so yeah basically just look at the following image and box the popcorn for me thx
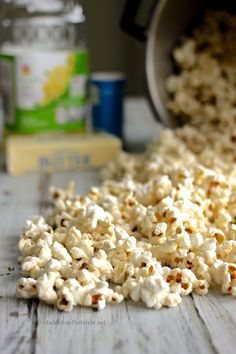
[211,261,236,295]
[89,250,113,280]
[57,286,74,312]
[16,277,37,299]
[198,239,217,264]
[164,268,198,296]
[190,233,203,249]
[34,239,52,262]
[43,258,67,273]
[76,269,97,285]
[37,272,58,305]
[18,238,35,257]
[16,10,236,312]
[51,241,72,263]
[112,262,135,283]
[163,292,182,307]
[70,246,88,261]
[194,280,209,295]
[83,281,123,310]
[120,276,143,302]
[140,277,170,309]
[64,227,82,249]
[20,256,42,278]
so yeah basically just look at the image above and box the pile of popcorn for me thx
[16,10,236,311]
[166,10,236,127]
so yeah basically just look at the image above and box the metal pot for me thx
[121,0,236,127]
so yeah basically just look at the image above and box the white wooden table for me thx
[0,99,236,354]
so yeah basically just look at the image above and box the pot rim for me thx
[146,0,172,127]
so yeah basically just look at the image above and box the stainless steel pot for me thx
[121,0,236,127]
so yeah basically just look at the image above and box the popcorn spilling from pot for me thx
[166,10,236,128]
[16,10,236,311]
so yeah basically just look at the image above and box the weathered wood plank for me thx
[0,173,50,354]
[125,297,216,354]
[36,302,139,354]
[35,296,217,354]
[0,276,38,354]
[193,291,236,354]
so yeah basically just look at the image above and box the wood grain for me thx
[193,292,236,354]
[0,174,48,354]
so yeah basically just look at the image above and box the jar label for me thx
[0,50,88,132]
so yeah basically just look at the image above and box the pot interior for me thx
[147,0,236,127]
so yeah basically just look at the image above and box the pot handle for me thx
[120,0,159,42]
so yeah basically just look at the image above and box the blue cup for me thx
[90,72,126,138]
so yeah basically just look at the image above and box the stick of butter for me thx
[6,132,121,175]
